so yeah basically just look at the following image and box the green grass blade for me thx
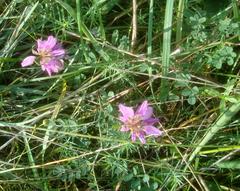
[217,160,240,169]
[92,0,106,40]
[147,0,154,57]
[56,0,76,19]
[220,55,240,114]
[56,0,96,43]
[187,102,240,164]
[42,81,67,158]
[232,0,239,20]
[21,130,40,182]
[176,0,185,43]
[160,0,174,101]
[232,0,240,40]
[76,0,82,35]
[0,1,16,26]
[1,2,39,58]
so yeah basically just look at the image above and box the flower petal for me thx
[41,64,52,76]
[131,132,137,142]
[51,49,65,57]
[45,36,57,49]
[119,116,128,122]
[118,104,134,118]
[144,125,162,136]
[142,107,153,120]
[50,59,64,72]
[143,118,159,125]
[41,59,64,76]
[37,36,57,51]
[136,101,153,120]
[136,100,148,114]
[52,43,63,50]
[21,56,36,67]
[37,39,44,51]
[120,126,129,132]
[138,132,146,144]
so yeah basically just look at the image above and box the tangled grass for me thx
[0,0,240,190]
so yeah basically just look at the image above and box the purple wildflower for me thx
[118,100,163,144]
[21,36,65,76]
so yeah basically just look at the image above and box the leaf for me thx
[143,174,150,183]
[93,44,110,61]
[187,95,196,105]
[133,166,138,175]
[204,88,221,97]
[131,179,141,189]
[175,73,191,87]
[169,93,180,101]
[199,17,206,23]
[181,89,192,96]
[152,182,158,189]
[112,30,119,45]
[192,86,199,95]
[107,91,114,98]
[227,58,234,65]
[224,96,238,103]
[123,173,133,182]
[216,160,240,169]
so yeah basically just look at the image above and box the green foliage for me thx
[218,18,239,37]
[187,14,207,44]
[181,86,199,105]
[52,159,91,182]
[207,46,236,69]
[173,73,200,105]
[1,0,240,190]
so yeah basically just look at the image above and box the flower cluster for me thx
[118,101,163,144]
[21,36,65,76]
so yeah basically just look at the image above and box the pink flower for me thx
[21,36,65,76]
[118,100,163,144]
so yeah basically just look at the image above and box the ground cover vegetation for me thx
[0,0,240,190]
